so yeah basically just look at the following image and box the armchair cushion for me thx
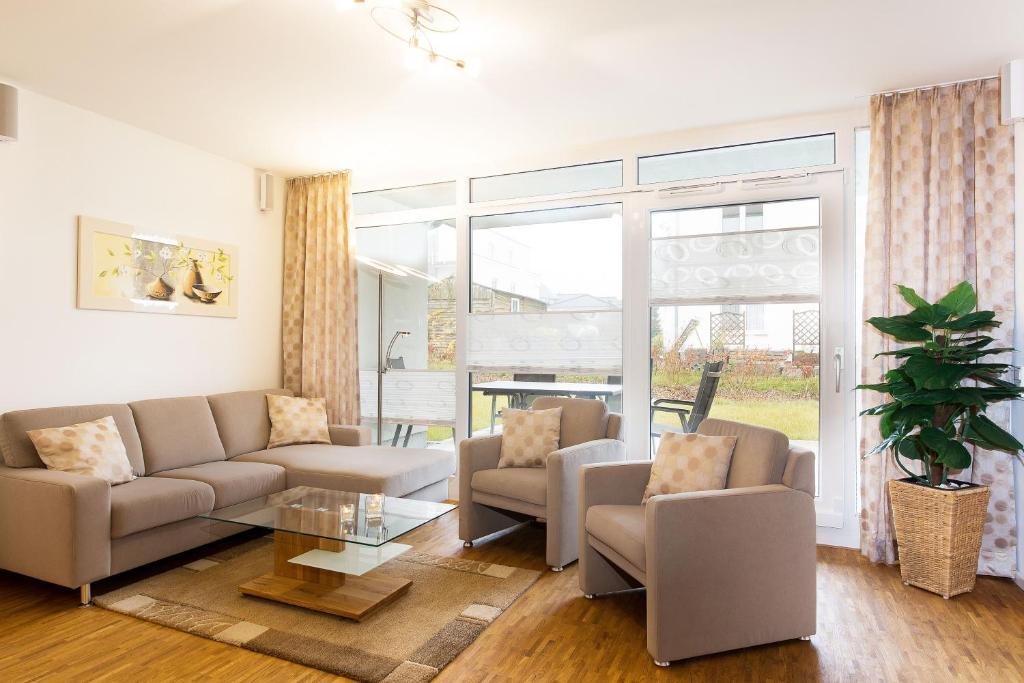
[532,396,609,447]
[472,467,547,506]
[697,418,789,489]
[497,407,561,468]
[586,504,646,571]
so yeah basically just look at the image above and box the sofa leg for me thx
[463,540,473,548]
[79,584,92,607]
[551,565,564,572]
[653,659,670,667]
[800,635,812,641]
[584,593,595,599]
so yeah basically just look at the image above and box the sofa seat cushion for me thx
[233,444,455,498]
[152,461,286,509]
[110,477,215,539]
[586,504,646,571]
[471,467,547,507]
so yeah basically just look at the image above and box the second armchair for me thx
[459,396,625,570]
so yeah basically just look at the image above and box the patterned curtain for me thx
[282,172,360,424]
[860,79,1017,576]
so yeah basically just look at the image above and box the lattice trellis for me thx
[792,310,820,351]
[710,311,745,349]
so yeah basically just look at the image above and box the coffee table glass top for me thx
[199,486,456,548]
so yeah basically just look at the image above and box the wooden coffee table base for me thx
[238,531,412,621]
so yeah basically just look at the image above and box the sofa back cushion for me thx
[530,397,610,448]
[0,403,146,475]
[697,418,790,488]
[207,388,294,457]
[129,396,226,473]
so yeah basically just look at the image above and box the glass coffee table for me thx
[200,486,455,621]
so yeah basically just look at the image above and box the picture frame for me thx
[76,216,239,318]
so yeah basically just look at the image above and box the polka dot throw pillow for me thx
[642,431,737,503]
[497,407,562,468]
[27,416,135,485]
[267,394,331,449]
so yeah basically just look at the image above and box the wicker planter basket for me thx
[887,478,989,599]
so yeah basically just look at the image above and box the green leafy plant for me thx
[858,281,1024,487]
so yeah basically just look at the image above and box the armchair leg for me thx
[551,565,564,572]
[79,584,92,607]
[463,540,474,548]
[800,635,812,641]
[584,593,595,599]
[653,660,670,667]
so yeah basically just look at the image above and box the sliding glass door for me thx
[646,175,846,525]
[355,220,456,450]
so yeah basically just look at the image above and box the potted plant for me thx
[858,281,1024,598]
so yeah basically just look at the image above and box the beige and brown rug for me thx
[96,537,540,682]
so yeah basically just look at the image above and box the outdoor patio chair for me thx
[650,360,724,443]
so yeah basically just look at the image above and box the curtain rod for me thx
[857,74,998,102]
[287,169,351,181]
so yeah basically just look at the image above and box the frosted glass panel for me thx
[651,227,820,305]
[471,161,622,202]
[467,311,622,373]
[639,134,835,184]
[353,182,455,215]
[359,370,456,426]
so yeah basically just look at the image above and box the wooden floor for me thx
[1,510,1023,682]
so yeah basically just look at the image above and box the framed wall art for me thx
[77,216,239,318]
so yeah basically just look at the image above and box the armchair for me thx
[579,418,816,666]
[459,396,625,570]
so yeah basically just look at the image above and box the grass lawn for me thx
[654,398,819,440]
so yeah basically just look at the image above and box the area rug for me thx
[95,536,540,682]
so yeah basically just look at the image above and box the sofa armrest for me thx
[644,484,816,660]
[0,465,111,588]
[329,424,371,446]
[783,446,816,496]
[579,460,652,509]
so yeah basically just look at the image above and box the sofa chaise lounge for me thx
[0,388,455,603]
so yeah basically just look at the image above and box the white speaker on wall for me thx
[0,83,17,142]
[258,171,274,212]
[1001,59,1024,125]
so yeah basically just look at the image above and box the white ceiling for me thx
[1,0,1023,187]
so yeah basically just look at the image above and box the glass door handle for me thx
[833,347,844,393]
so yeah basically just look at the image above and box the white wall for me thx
[0,87,284,412]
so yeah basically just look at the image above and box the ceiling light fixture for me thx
[340,0,473,73]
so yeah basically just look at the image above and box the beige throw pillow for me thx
[27,416,135,485]
[497,407,562,468]
[642,431,737,503]
[267,394,331,448]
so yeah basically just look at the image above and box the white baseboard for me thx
[1014,572,1024,592]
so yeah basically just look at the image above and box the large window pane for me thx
[471,204,622,309]
[471,161,622,203]
[468,203,622,437]
[639,134,835,185]
[356,219,456,448]
[353,181,456,215]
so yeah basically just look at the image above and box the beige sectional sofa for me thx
[0,388,455,601]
